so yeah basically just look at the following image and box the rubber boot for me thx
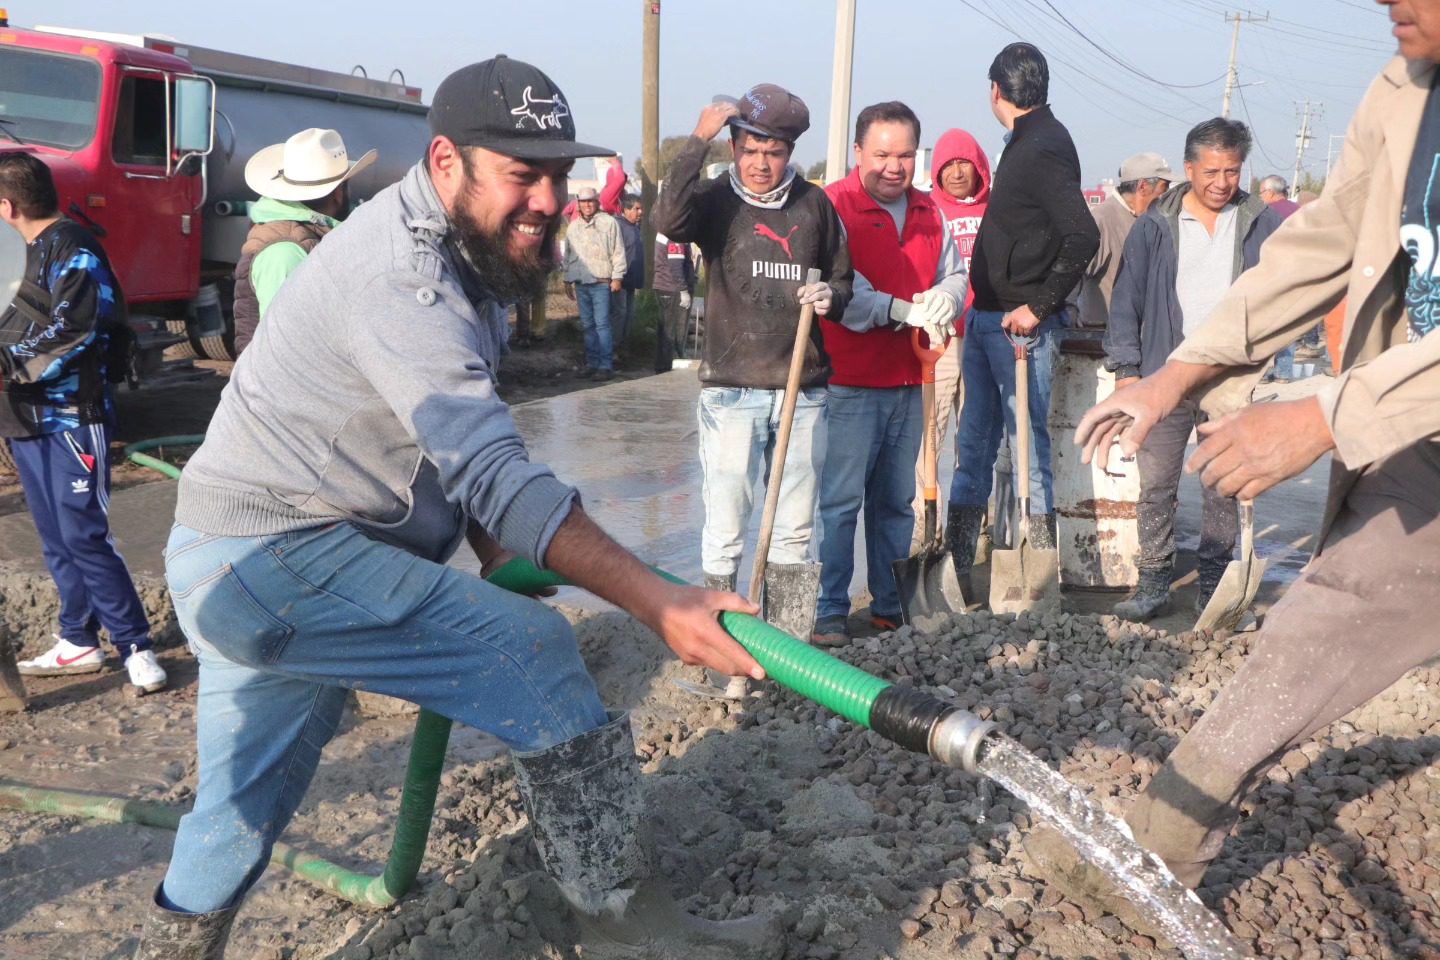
[1028,512,1058,551]
[761,563,819,642]
[703,572,737,594]
[1194,561,1227,615]
[512,712,782,960]
[691,572,749,698]
[1113,567,1172,622]
[133,887,237,960]
[945,504,985,601]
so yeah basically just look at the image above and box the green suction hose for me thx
[123,435,206,481]
[496,559,990,759]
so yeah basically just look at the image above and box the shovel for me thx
[1193,499,1266,632]
[894,328,968,623]
[676,268,823,700]
[989,333,1060,614]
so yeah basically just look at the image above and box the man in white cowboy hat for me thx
[232,127,376,354]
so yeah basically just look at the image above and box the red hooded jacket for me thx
[929,129,991,320]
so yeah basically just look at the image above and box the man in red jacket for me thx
[815,102,969,644]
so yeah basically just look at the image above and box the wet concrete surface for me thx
[0,371,1330,629]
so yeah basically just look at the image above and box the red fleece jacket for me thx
[930,129,991,316]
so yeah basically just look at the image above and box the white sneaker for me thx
[17,636,107,676]
[125,649,168,693]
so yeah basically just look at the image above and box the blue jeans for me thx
[159,521,607,913]
[575,282,613,371]
[610,287,635,352]
[816,384,922,621]
[949,308,1060,516]
[698,386,827,578]
[9,422,151,655]
[1272,342,1296,380]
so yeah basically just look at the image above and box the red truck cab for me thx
[0,22,214,360]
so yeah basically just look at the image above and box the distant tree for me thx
[646,136,732,181]
[1296,171,1326,197]
[804,159,827,181]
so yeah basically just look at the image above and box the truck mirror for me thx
[174,76,215,157]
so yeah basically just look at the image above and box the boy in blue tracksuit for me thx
[0,152,165,693]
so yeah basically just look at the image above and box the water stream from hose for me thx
[975,736,1247,960]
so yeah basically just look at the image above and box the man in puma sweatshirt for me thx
[652,85,852,645]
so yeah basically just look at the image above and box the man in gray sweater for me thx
[135,57,777,960]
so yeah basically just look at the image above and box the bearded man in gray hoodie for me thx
[134,57,779,960]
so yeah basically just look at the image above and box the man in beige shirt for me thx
[1075,152,1172,329]
[1053,5,1440,906]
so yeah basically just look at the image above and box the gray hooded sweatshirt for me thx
[175,162,577,566]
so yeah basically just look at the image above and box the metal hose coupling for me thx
[928,709,999,774]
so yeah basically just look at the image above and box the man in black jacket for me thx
[652,85,852,651]
[946,43,1100,590]
[1103,118,1282,621]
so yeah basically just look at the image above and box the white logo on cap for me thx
[510,86,571,132]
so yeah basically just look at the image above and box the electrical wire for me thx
[958,0,1179,127]
[1234,78,1283,169]
[1030,0,1227,89]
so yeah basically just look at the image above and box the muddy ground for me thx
[0,325,1436,960]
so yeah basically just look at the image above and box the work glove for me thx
[889,287,958,347]
[679,291,692,309]
[796,280,833,315]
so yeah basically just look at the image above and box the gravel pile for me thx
[331,607,1440,960]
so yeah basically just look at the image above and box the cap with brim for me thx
[430,56,612,161]
[730,83,809,144]
[244,128,377,203]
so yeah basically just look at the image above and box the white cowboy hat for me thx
[244,128,377,203]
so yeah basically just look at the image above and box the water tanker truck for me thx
[0,14,430,371]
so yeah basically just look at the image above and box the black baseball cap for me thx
[730,83,810,144]
[429,56,613,161]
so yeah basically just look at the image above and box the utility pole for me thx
[641,1,660,279]
[1292,100,1321,199]
[1221,11,1268,118]
[825,0,856,184]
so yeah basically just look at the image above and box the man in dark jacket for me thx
[947,43,1100,592]
[611,193,646,354]
[652,225,696,372]
[1104,118,1282,621]
[652,84,852,649]
[0,153,167,694]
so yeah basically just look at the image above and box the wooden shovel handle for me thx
[748,267,823,605]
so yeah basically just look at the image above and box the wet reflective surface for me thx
[452,372,711,604]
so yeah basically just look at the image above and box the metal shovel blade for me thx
[1194,502,1266,633]
[761,562,821,641]
[894,544,967,624]
[989,530,1060,615]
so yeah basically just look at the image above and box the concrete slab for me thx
[0,370,1331,630]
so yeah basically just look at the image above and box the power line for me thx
[1234,78,1282,168]
[957,0,1179,128]
[1030,0,1226,89]
[1267,14,1392,45]
[1327,0,1386,13]
[1254,21,1394,54]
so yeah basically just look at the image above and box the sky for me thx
[28,0,1396,187]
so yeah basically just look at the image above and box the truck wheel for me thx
[199,277,237,361]
[166,318,200,360]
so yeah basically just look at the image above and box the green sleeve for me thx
[251,242,309,318]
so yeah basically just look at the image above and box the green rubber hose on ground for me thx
[0,707,454,909]
[123,435,206,481]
